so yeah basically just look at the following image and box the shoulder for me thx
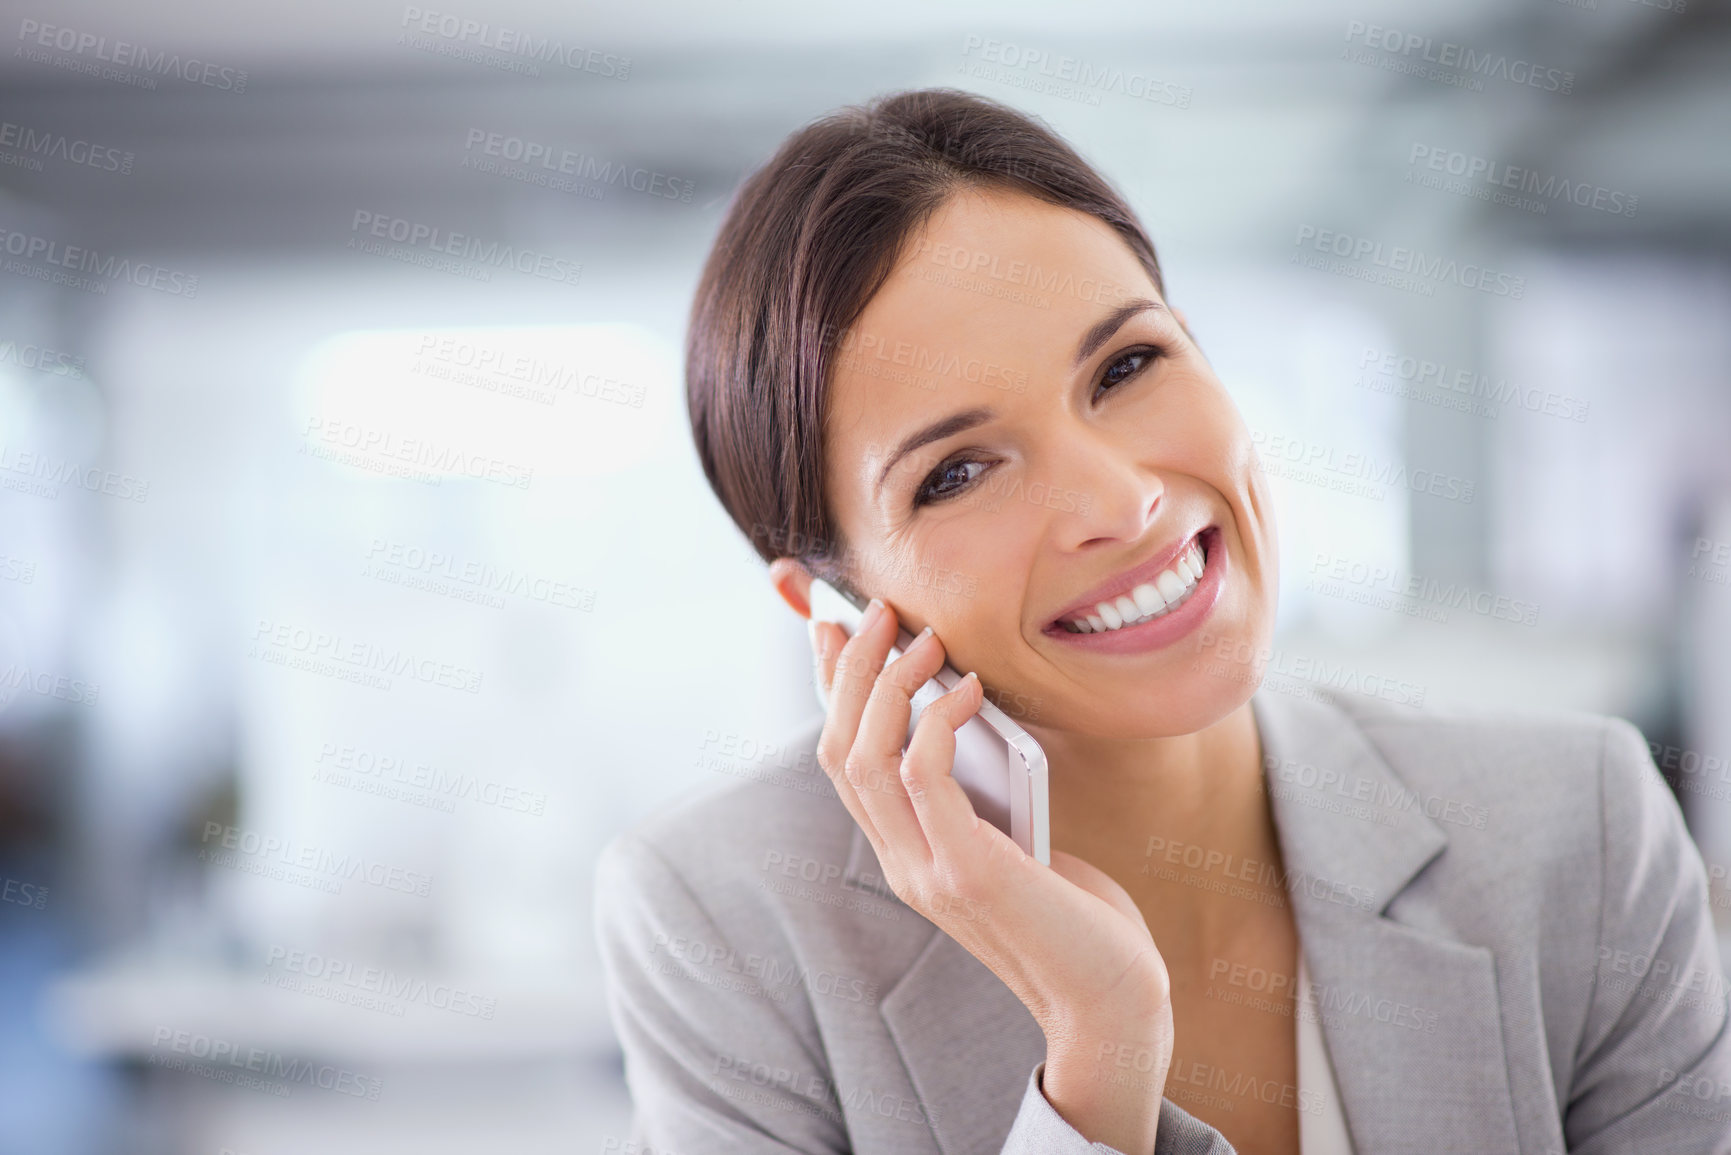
[598,714,853,901]
[1313,685,1659,834]
[1297,687,1696,918]
[593,713,935,974]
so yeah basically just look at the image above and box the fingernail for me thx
[807,618,820,652]
[911,625,934,650]
[861,598,885,630]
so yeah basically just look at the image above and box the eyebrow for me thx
[870,299,1166,496]
[875,406,995,494]
[1073,297,1164,368]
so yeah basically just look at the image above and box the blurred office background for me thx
[1,0,1728,1151]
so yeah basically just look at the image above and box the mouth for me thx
[1045,525,1220,637]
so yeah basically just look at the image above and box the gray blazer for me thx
[594,687,1731,1153]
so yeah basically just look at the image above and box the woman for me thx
[594,88,1730,1154]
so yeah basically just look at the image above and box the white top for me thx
[1296,953,1357,1154]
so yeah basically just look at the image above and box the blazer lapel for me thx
[847,823,1046,1155]
[1252,689,1521,1154]
[855,689,1523,1155]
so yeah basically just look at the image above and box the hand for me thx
[810,600,1174,1155]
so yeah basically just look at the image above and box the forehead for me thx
[864,186,1151,339]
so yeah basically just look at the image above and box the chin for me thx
[1113,678,1256,739]
[1023,670,1259,743]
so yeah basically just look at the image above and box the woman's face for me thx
[819,185,1277,740]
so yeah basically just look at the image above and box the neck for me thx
[1036,699,1283,962]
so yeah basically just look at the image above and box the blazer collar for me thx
[853,687,1521,1155]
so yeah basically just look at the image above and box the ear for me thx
[768,557,816,618]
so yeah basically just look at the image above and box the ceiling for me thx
[0,0,1726,263]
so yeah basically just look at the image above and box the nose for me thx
[1047,427,1165,551]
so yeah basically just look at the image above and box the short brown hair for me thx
[685,87,1164,595]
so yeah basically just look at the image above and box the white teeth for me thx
[1061,536,1209,634]
[1132,583,1166,616]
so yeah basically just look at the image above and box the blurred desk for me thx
[45,960,631,1155]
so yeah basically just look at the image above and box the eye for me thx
[1095,345,1161,399]
[913,457,989,507]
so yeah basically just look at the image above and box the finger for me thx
[849,625,950,855]
[822,599,895,745]
[811,600,898,849]
[900,671,1013,860]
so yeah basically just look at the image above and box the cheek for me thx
[902,541,991,624]
[879,535,1023,665]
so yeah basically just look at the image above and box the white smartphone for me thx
[808,578,1050,865]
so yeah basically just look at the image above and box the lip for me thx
[1045,524,1214,627]
[1041,525,1225,654]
